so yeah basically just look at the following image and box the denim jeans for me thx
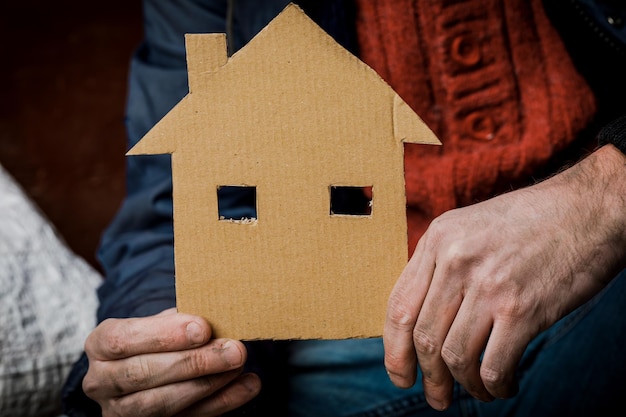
[285,273,626,417]
[129,1,626,416]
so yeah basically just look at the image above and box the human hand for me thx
[82,308,260,417]
[384,145,626,410]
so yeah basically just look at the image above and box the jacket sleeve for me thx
[60,0,228,412]
[60,41,191,415]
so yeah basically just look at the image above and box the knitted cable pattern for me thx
[354,0,597,253]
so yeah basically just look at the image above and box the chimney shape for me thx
[185,33,228,93]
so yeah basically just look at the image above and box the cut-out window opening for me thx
[217,185,257,223]
[330,186,372,216]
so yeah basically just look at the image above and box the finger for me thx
[97,369,244,417]
[412,270,463,411]
[441,297,494,402]
[86,312,212,361]
[480,319,529,399]
[86,338,247,398]
[384,239,434,388]
[175,373,261,417]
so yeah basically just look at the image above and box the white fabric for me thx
[0,165,101,417]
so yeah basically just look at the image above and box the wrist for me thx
[554,144,626,280]
[598,115,626,155]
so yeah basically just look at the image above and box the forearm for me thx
[536,141,626,287]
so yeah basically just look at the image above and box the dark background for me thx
[0,0,143,270]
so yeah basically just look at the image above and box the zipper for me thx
[568,0,626,57]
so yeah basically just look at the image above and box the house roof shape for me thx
[127,3,440,340]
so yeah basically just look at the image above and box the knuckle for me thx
[421,225,444,252]
[106,337,129,359]
[498,293,529,320]
[386,294,416,328]
[106,395,168,417]
[439,241,475,273]
[383,350,406,373]
[83,362,127,399]
[427,214,447,233]
[81,373,100,398]
[123,357,153,390]
[480,365,507,388]
[98,319,130,358]
[182,349,211,377]
[440,344,469,372]
[412,328,439,356]
[83,331,98,356]
[426,211,456,240]
[499,304,523,322]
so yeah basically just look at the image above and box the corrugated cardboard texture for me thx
[127,3,440,340]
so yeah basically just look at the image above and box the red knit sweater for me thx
[355,0,597,254]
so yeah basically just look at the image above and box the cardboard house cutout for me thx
[127,3,440,340]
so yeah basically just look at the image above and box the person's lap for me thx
[286,271,626,417]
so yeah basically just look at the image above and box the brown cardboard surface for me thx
[127,3,440,340]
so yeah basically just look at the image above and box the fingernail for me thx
[186,321,205,345]
[222,340,244,366]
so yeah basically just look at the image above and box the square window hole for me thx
[330,186,372,216]
[217,185,257,222]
